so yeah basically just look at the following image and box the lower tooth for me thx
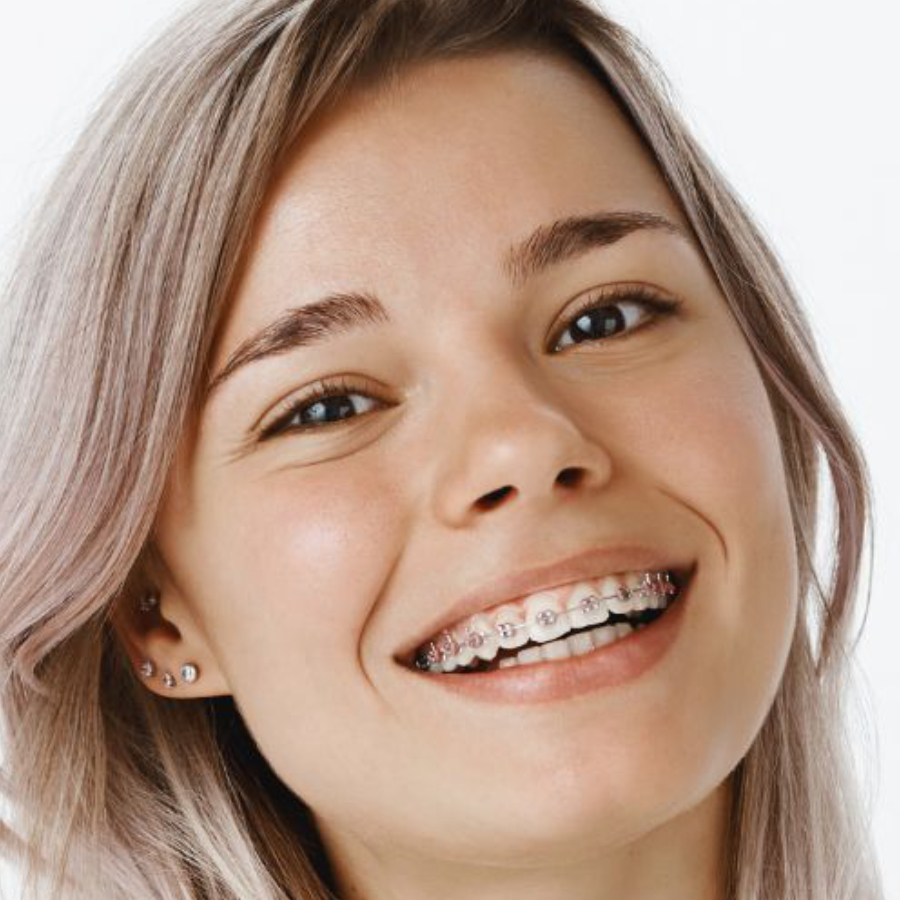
[511,622,633,667]
[591,626,615,648]
[445,608,661,673]
[567,631,594,656]
[540,639,571,661]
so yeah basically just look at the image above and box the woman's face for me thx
[137,50,797,882]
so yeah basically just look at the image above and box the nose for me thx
[429,364,614,529]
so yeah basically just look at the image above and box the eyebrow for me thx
[204,210,685,401]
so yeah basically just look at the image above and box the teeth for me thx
[415,569,679,672]
[524,592,570,643]
[630,590,648,612]
[494,603,529,649]
[540,638,571,661]
[499,619,637,670]
[604,577,634,614]
[567,581,610,629]
[591,624,616,648]
[566,631,594,656]
[464,613,499,661]
[452,634,476,667]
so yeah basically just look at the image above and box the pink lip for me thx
[395,543,694,664]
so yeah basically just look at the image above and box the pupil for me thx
[304,396,354,424]
[573,306,622,343]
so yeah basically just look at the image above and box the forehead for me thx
[214,49,687,367]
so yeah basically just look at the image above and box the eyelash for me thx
[259,284,682,440]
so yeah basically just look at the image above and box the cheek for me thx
[185,458,416,810]
[639,338,788,533]
[195,460,409,691]
[629,331,798,770]
[250,472,394,620]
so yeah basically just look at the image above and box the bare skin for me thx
[117,50,797,900]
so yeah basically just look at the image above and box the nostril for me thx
[556,467,584,487]
[476,485,515,510]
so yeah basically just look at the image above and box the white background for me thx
[1,1,897,896]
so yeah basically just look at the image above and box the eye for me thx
[259,285,682,441]
[260,375,390,440]
[551,284,682,352]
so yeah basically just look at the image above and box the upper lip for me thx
[395,543,696,666]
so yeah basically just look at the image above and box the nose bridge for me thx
[428,346,613,527]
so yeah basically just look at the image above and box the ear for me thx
[111,581,232,699]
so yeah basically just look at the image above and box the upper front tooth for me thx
[524,591,570,643]
[494,603,529,649]
[566,581,610,628]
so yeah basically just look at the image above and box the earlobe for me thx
[135,655,201,690]
[112,586,232,699]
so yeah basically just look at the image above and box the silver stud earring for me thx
[139,658,156,678]
[162,671,177,688]
[138,590,159,613]
[179,662,200,684]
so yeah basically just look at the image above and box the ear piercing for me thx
[139,660,201,688]
[138,659,156,678]
[137,590,159,613]
[179,663,199,684]
[136,589,200,689]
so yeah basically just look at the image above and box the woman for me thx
[0,1,884,898]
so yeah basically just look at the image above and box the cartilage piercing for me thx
[417,570,677,670]
[138,590,159,613]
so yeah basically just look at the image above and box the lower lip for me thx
[412,567,694,705]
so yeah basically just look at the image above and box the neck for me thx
[317,778,732,900]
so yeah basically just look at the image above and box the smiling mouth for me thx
[407,566,692,674]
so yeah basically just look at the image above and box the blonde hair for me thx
[0,1,884,897]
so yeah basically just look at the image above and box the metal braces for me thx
[415,570,677,671]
